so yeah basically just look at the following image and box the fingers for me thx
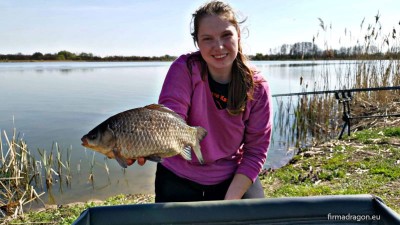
[137,157,146,166]
[126,159,136,166]
[126,157,146,166]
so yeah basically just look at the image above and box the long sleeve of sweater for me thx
[158,53,272,185]
[235,78,272,182]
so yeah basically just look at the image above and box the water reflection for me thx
[0,61,172,73]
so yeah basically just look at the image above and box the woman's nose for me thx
[214,39,224,49]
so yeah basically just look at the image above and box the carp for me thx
[81,104,206,168]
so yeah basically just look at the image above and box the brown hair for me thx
[187,0,255,115]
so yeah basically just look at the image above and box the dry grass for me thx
[0,127,112,220]
[0,129,45,218]
[274,14,400,148]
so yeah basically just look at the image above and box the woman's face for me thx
[197,15,239,82]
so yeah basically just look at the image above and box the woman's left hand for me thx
[224,174,252,200]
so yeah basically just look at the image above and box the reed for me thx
[274,13,400,149]
[65,146,72,187]
[88,152,96,184]
[0,129,77,219]
[103,158,111,184]
[0,129,45,217]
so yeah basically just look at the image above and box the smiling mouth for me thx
[213,53,228,59]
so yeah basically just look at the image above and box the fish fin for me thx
[180,146,192,161]
[145,155,163,163]
[192,143,204,164]
[144,103,164,110]
[105,151,115,159]
[144,104,184,121]
[113,148,127,168]
[195,126,207,141]
[191,126,207,164]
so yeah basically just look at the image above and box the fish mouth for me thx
[81,135,89,147]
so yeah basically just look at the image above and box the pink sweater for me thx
[158,52,272,185]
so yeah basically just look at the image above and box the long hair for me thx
[187,0,255,116]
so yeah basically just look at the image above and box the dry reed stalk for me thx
[88,152,96,183]
[0,128,71,218]
[273,14,400,148]
[65,147,72,187]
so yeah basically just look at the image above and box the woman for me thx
[132,0,272,202]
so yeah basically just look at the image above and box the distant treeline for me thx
[251,42,400,60]
[1,42,399,62]
[0,50,176,61]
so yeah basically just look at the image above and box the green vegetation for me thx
[262,127,400,214]
[268,12,400,206]
[251,41,400,60]
[0,51,176,62]
[0,129,97,222]
[384,127,400,137]
[1,42,399,62]
[253,14,400,60]
[4,194,154,225]
[273,13,400,150]
[2,12,400,224]
[0,129,45,218]
[1,14,399,62]
[3,127,399,224]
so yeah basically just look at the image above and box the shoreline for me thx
[0,58,389,63]
[4,126,400,224]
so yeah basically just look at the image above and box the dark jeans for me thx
[155,163,264,203]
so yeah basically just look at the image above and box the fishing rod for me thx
[272,85,400,139]
[272,86,400,97]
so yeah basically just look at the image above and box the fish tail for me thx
[193,126,207,164]
[195,126,207,141]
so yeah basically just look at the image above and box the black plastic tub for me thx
[72,194,400,225]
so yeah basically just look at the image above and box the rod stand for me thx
[335,91,353,139]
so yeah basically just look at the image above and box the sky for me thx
[1,0,399,57]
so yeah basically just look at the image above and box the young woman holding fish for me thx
[131,0,272,202]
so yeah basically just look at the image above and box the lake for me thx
[0,60,351,205]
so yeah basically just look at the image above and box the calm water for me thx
[0,60,350,205]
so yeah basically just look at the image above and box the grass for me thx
[384,127,400,137]
[273,12,400,150]
[0,129,45,218]
[2,12,400,224]
[5,194,154,225]
[261,126,400,214]
[0,128,107,222]
[4,127,399,224]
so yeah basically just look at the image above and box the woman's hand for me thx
[126,157,147,166]
[224,174,252,200]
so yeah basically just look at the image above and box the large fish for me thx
[81,104,207,168]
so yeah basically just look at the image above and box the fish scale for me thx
[81,104,207,168]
